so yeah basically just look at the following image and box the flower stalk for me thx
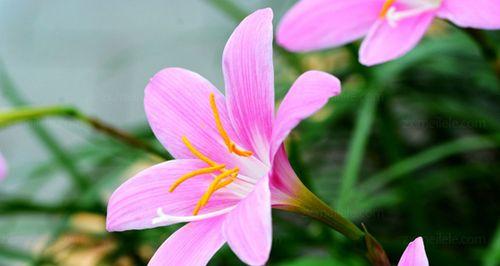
[275,184,390,266]
[0,105,170,160]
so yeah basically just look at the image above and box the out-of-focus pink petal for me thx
[0,152,7,180]
[359,10,436,66]
[269,145,303,206]
[106,159,239,232]
[223,176,272,265]
[144,67,264,177]
[223,8,274,162]
[438,0,500,29]
[271,71,341,158]
[277,0,385,52]
[149,216,226,266]
[398,237,429,266]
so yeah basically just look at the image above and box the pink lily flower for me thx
[106,8,341,266]
[398,237,429,266]
[0,152,7,180]
[277,0,500,66]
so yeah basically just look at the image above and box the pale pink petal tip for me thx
[359,10,436,66]
[222,7,274,162]
[398,237,429,266]
[271,70,341,157]
[0,152,7,181]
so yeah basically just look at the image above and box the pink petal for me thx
[223,176,272,265]
[0,152,6,181]
[277,0,385,52]
[223,8,274,162]
[398,237,429,266]
[149,216,226,266]
[359,10,437,66]
[145,68,238,165]
[438,0,500,29]
[106,159,239,232]
[271,71,341,158]
[269,145,303,205]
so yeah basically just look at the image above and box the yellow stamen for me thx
[230,143,253,157]
[182,136,218,166]
[171,92,259,216]
[192,167,239,215]
[214,172,238,190]
[169,164,226,192]
[209,93,253,157]
[380,0,396,17]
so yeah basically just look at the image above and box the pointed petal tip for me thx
[359,57,380,67]
[305,70,342,96]
[256,7,273,19]
[243,7,273,25]
[359,48,384,67]
[398,236,429,266]
[146,67,190,86]
[105,221,116,232]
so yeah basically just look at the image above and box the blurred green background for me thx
[0,0,499,265]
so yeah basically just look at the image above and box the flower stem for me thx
[276,187,390,266]
[0,105,170,160]
[0,62,91,191]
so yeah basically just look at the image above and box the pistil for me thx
[380,0,396,17]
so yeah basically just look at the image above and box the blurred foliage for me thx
[1,1,500,266]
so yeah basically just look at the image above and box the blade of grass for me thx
[359,133,500,195]
[336,88,380,213]
[483,223,500,266]
[0,243,34,263]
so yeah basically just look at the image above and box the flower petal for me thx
[223,176,272,265]
[148,216,226,266]
[437,0,500,29]
[106,159,239,231]
[398,237,429,266]
[0,152,6,181]
[277,0,385,52]
[145,67,237,163]
[271,71,341,158]
[270,145,303,205]
[359,10,436,66]
[223,8,274,162]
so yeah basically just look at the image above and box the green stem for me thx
[0,105,170,160]
[0,62,90,191]
[0,105,78,127]
[276,186,390,266]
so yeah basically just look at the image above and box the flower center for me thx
[379,0,441,26]
[168,93,253,215]
[379,0,397,18]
